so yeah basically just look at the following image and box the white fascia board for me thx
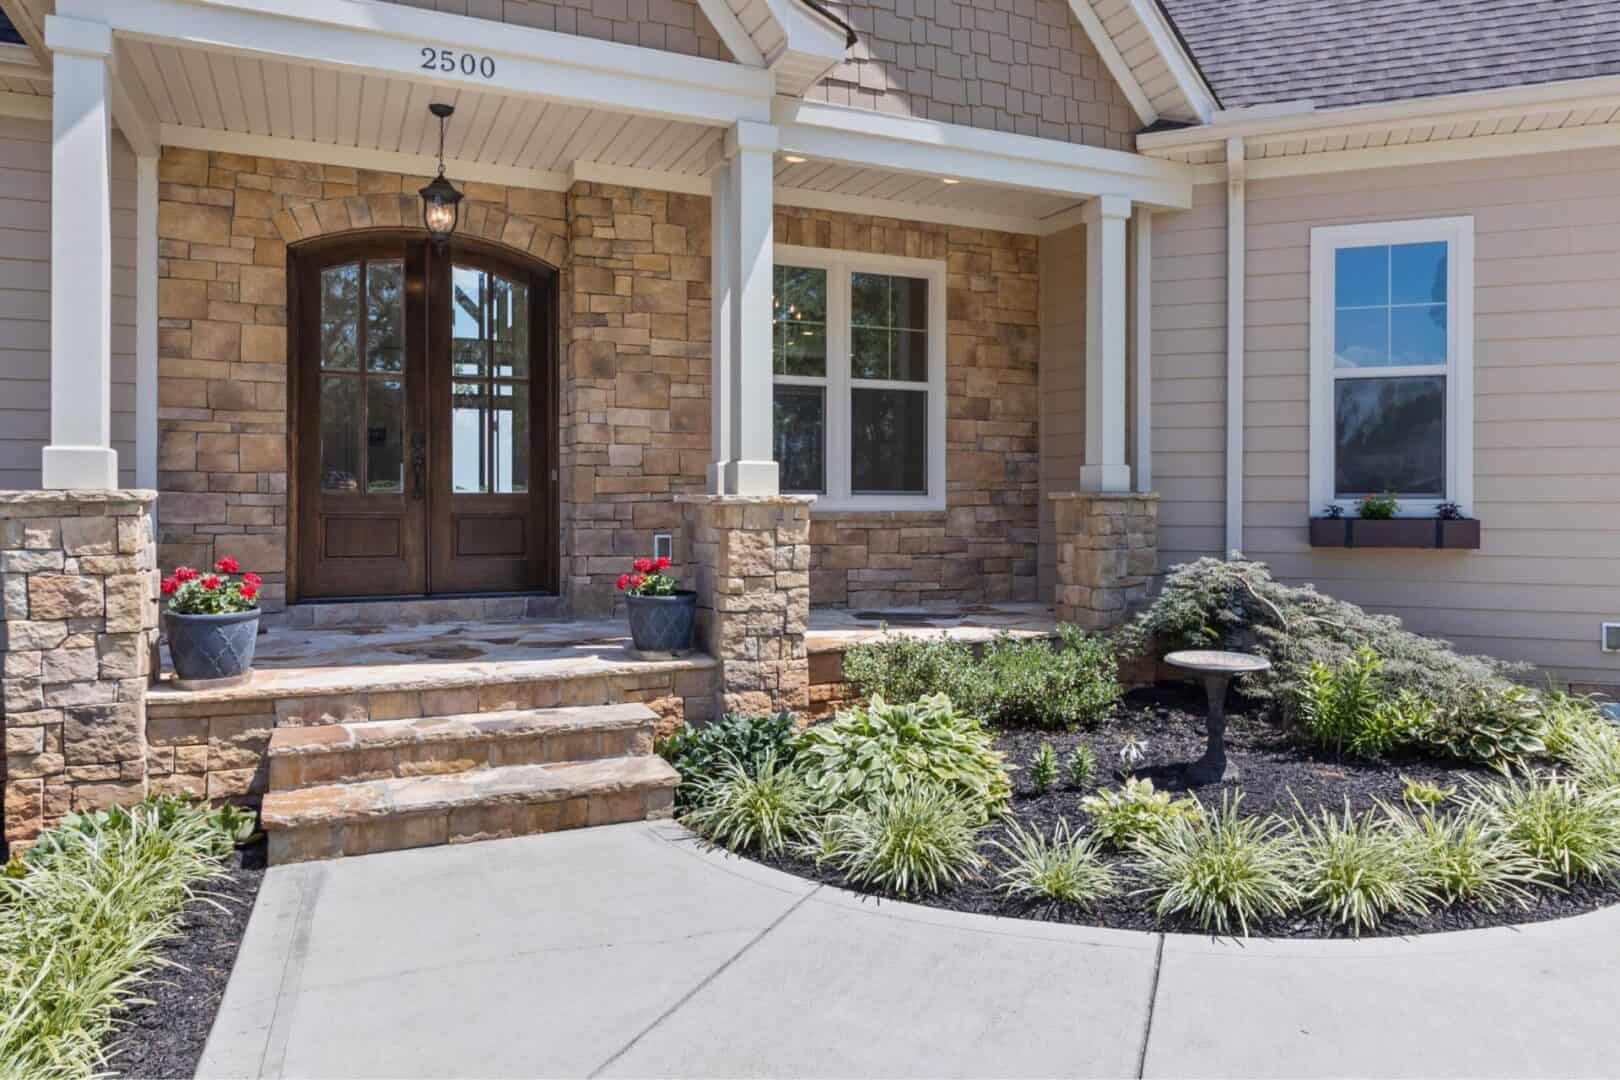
[1124,0,1216,122]
[61,0,773,127]
[775,185,1067,236]
[765,0,848,64]
[693,0,766,67]
[773,99,1193,208]
[161,124,572,191]
[1063,0,1156,126]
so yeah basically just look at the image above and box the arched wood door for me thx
[292,234,557,599]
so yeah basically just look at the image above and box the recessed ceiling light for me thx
[782,154,807,164]
[940,177,961,185]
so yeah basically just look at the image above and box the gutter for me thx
[794,0,857,48]
[1224,136,1245,558]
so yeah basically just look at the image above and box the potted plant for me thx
[617,555,696,654]
[161,557,262,684]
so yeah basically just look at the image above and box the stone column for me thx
[42,16,118,491]
[2,491,158,848]
[678,495,812,718]
[1081,194,1132,494]
[1050,491,1158,631]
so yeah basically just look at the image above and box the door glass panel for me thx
[366,260,405,373]
[492,382,529,493]
[451,266,487,376]
[452,381,488,493]
[319,375,360,491]
[365,377,404,494]
[492,276,529,378]
[319,264,360,371]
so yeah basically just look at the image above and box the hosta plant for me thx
[1426,685,1546,768]
[808,784,983,897]
[680,753,815,856]
[794,694,1010,822]
[990,819,1117,909]
[657,712,798,810]
[1133,794,1300,936]
[1080,777,1197,848]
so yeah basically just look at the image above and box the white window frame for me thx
[1308,216,1475,519]
[773,244,948,512]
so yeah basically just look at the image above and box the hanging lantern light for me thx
[419,103,463,245]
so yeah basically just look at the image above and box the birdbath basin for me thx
[1163,649,1271,785]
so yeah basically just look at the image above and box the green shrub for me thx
[990,819,1117,908]
[0,798,233,1079]
[1293,804,1434,934]
[680,753,815,856]
[1028,742,1058,795]
[809,785,983,897]
[657,712,798,810]
[955,627,1121,730]
[1296,649,1432,760]
[1133,794,1299,935]
[840,635,975,707]
[794,694,1011,822]
[1067,743,1098,791]
[1080,778,1198,847]
[1386,806,1545,911]
[1469,772,1620,882]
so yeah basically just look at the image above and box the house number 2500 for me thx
[420,47,496,79]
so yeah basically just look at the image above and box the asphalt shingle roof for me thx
[1158,0,1620,110]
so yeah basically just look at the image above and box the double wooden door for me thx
[293,234,557,599]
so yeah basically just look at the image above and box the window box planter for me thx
[1308,517,1481,550]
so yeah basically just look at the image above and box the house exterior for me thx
[1,0,1618,848]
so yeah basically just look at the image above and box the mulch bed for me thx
[103,841,266,1079]
[754,685,1620,938]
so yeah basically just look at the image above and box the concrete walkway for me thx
[199,822,1620,1079]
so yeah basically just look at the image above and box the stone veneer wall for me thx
[807,0,1139,149]
[1051,491,1158,631]
[775,206,1043,609]
[154,148,568,612]
[2,491,159,849]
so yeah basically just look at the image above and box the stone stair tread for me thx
[267,702,658,758]
[261,755,680,829]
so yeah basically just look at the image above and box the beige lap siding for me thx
[1151,154,1620,688]
[0,117,138,489]
[371,0,733,59]
[777,207,1042,608]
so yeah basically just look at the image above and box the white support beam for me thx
[61,0,773,127]
[721,120,779,496]
[707,156,735,494]
[1224,136,1246,557]
[1080,194,1131,494]
[1132,208,1152,494]
[108,46,158,157]
[42,15,118,490]
[774,99,1194,210]
[135,153,158,490]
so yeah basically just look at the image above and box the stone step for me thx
[266,703,659,791]
[261,755,680,864]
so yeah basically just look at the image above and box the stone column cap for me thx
[0,489,157,508]
[1048,490,1159,503]
[675,494,818,507]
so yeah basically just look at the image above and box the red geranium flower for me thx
[240,582,258,600]
[653,556,672,571]
[174,566,198,583]
[215,556,240,574]
[616,573,631,591]
[633,557,653,574]
[242,571,262,587]
[628,574,644,590]
[160,577,178,596]
[200,574,221,591]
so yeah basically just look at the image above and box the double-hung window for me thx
[771,247,947,511]
[1309,217,1474,517]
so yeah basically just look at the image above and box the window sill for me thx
[1308,517,1481,550]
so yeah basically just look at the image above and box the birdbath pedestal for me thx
[1163,649,1271,785]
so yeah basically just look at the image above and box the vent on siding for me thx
[1604,623,1620,653]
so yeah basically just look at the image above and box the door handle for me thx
[411,432,427,500]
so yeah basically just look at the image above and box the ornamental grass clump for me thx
[1467,772,1620,883]
[1385,806,1545,911]
[0,799,234,1079]
[1132,794,1300,935]
[656,711,798,810]
[680,753,815,856]
[808,785,984,897]
[1080,777,1198,848]
[1293,803,1435,934]
[990,819,1117,909]
[794,694,1010,822]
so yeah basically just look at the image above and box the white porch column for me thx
[1081,194,1131,493]
[1132,207,1153,493]
[707,120,779,496]
[42,15,118,490]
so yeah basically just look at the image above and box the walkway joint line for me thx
[1135,933,1165,1079]
[586,883,824,1078]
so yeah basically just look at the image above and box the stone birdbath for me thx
[1163,649,1271,785]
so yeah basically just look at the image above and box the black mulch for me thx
[753,685,1620,939]
[103,841,266,1079]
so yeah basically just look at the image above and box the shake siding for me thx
[0,117,137,490]
[1038,224,1084,591]
[1152,152,1620,688]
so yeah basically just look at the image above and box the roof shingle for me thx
[1158,0,1620,110]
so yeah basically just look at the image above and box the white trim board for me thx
[1120,0,1217,123]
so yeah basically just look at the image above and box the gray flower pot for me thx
[164,607,261,682]
[625,591,697,654]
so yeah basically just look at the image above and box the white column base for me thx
[723,459,780,496]
[42,445,119,490]
[1080,463,1132,493]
